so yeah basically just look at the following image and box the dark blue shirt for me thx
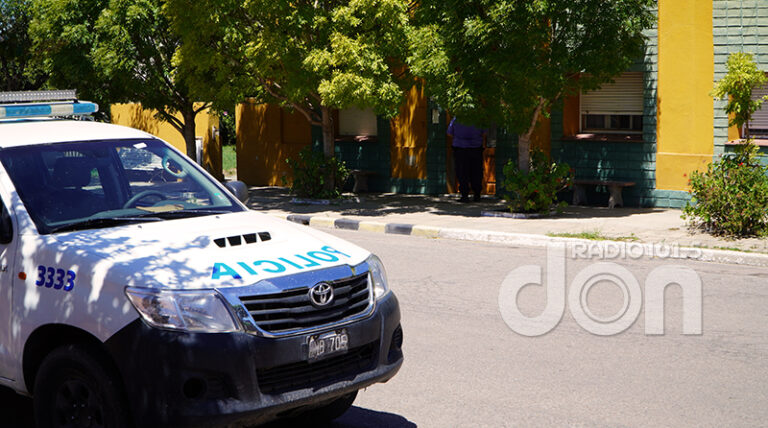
[447,118,486,148]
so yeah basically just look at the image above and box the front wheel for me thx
[33,344,131,428]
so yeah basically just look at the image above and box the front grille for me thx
[257,342,376,394]
[239,273,371,333]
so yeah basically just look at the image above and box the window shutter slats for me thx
[339,108,378,136]
[581,72,644,115]
[750,85,768,132]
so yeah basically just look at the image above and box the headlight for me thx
[366,254,390,299]
[125,287,240,333]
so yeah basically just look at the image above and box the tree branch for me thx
[156,109,184,133]
[194,102,212,114]
[257,77,321,125]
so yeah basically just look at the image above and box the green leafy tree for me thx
[0,0,46,91]
[712,52,768,139]
[408,0,654,172]
[28,0,107,102]
[30,0,207,158]
[165,0,412,174]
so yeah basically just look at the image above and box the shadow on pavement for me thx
[0,385,34,427]
[264,406,416,428]
[246,186,665,220]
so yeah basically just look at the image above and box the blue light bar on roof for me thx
[0,101,99,119]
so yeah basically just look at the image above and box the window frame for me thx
[580,72,645,135]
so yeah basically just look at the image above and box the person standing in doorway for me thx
[447,117,487,202]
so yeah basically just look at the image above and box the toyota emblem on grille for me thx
[309,282,334,307]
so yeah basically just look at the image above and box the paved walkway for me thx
[245,187,768,264]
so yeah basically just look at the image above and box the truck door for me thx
[0,196,16,381]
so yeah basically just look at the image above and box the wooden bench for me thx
[572,179,635,209]
[349,169,376,193]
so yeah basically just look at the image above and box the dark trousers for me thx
[453,147,484,198]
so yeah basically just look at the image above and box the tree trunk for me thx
[517,132,532,172]
[321,106,335,159]
[181,106,198,161]
[517,98,547,173]
[321,106,335,191]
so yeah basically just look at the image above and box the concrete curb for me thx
[272,213,768,268]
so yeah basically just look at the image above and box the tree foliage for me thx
[408,0,654,171]
[30,0,206,158]
[165,0,413,161]
[712,52,768,136]
[0,0,46,91]
[29,0,110,102]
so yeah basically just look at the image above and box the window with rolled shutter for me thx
[748,82,768,137]
[339,108,378,137]
[581,72,644,133]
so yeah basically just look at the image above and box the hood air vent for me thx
[214,232,271,248]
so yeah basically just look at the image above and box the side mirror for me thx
[224,180,249,203]
[0,204,12,244]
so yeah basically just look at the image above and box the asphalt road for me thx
[325,229,768,428]
[1,230,765,427]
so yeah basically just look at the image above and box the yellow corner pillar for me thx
[656,0,714,191]
[390,85,427,180]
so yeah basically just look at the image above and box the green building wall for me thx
[713,1,768,163]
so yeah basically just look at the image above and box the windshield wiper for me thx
[135,209,232,220]
[49,216,163,234]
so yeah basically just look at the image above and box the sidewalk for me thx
[245,186,768,265]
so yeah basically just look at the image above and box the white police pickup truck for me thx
[0,91,403,427]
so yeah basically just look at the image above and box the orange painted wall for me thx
[562,93,580,137]
[390,86,427,180]
[110,103,222,180]
[530,113,552,154]
[235,102,312,186]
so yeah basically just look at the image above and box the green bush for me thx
[285,146,349,199]
[683,141,768,237]
[217,109,236,146]
[501,150,573,214]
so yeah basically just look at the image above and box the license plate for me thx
[307,329,349,362]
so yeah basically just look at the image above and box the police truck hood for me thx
[46,211,369,290]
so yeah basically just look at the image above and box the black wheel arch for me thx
[23,324,119,395]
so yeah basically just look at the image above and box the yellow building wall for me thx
[110,103,222,180]
[656,0,714,191]
[235,102,312,186]
[390,86,428,180]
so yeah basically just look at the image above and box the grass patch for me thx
[223,144,236,176]
[698,244,754,253]
[547,230,639,242]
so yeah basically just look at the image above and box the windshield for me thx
[0,138,245,234]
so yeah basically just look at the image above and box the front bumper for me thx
[104,292,403,427]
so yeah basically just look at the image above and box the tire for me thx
[299,390,357,424]
[33,344,132,428]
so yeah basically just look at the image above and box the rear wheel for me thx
[33,344,131,428]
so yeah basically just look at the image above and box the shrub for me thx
[216,109,237,146]
[683,141,768,237]
[501,150,573,214]
[285,146,349,199]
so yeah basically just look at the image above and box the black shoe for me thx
[459,196,470,203]
[473,194,481,202]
